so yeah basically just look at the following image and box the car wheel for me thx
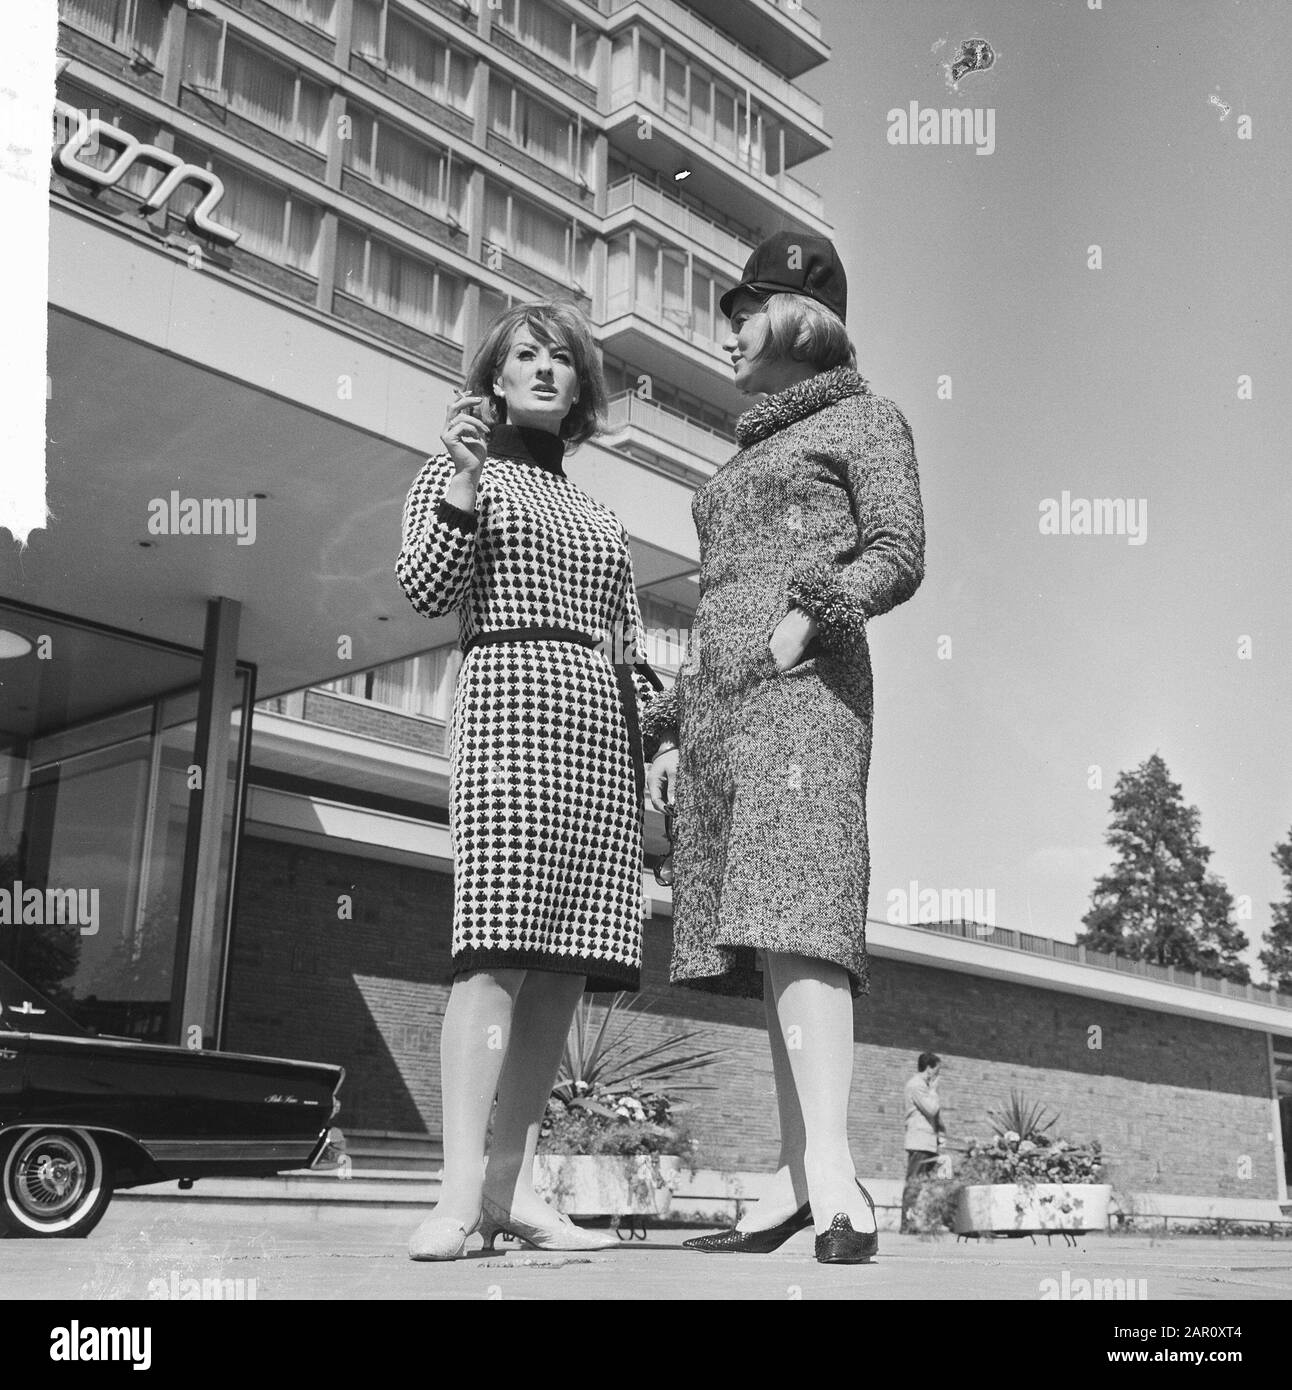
[0,1128,113,1238]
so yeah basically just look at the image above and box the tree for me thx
[1258,828,1292,991]
[1077,754,1249,981]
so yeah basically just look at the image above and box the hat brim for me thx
[718,280,846,322]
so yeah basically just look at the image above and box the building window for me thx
[62,0,168,66]
[606,234,732,346]
[321,649,461,722]
[488,76,594,186]
[343,105,469,223]
[612,32,765,174]
[494,0,597,83]
[352,1,474,111]
[170,140,323,274]
[182,18,329,154]
[262,0,338,35]
[484,182,585,286]
[336,225,466,342]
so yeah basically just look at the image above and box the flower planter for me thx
[953,1183,1112,1236]
[534,1154,682,1218]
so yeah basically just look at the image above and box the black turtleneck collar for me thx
[489,423,566,476]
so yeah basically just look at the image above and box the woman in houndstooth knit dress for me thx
[395,302,656,1262]
[645,234,925,1261]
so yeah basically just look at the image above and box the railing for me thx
[887,917,1292,1010]
[607,0,825,127]
[600,291,728,357]
[606,81,826,220]
[604,390,733,467]
[606,176,753,268]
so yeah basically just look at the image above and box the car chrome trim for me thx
[0,1028,342,1076]
[141,1139,318,1163]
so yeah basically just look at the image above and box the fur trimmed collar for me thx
[734,365,869,447]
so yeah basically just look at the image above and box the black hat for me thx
[719,231,847,322]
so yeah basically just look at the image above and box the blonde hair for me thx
[745,292,857,372]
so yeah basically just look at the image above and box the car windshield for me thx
[0,959,90,1037]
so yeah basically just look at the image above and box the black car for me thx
[0,960,344,1237]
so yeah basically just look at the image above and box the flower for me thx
[1003,1130,1021,1144]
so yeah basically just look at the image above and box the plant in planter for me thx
[535,993,724,1219]
[953,1092,1109,1236]
[904,1092,1110,1237]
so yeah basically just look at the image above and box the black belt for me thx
[462,626,663,807]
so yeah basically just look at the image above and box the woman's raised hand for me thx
[441,392,489,476]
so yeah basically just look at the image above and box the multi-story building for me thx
[4,0,1289,1215]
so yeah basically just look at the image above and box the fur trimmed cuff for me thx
[787,561,868,652]
[436,496,478,534]
[639,685,680,761]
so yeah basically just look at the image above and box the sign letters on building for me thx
[52,99,241,247]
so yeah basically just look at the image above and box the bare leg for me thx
[433,967,525,1222]
[764,951,874,1234]
[736,979,810,1232]
[483,970,587,1224]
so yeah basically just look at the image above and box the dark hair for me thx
[917,1052,941,1073]
[464,300,607,447]
[742,291,857,372]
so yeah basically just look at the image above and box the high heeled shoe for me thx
[408,1209,480,1262]
[814,1181,878,1264]
[478,1194,620,1252]
[683,1201,813,1253]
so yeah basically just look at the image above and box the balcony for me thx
[604,88,827,235]
[603,391,733,472]
[606,176,753,273]
[597,295,747,416]
[605,0,826,131]
[610,0,829,78]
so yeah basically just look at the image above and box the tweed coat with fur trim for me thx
[641,366,925,998]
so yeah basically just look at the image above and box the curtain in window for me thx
[606,238,630,318]
[375,122,435,206]
[342,106,376,176]
[488,78,513,136]
[484,184,510,249]
[369,659,416,713]
[514,0,572,68]
[352,0,382,57]
[296,80,328,152]
[438,275,465,342]
[215,164,287,261]
[443,49,473,110]
[515,91,569,174]
[635,237,659,316]
[286,201,321,275]
[387,13,445,98]
[268,0,338,34]
[609,35,633,104]
[335,224,368,295]
[690,73,711,136]
[691,268,714,343]
[134,0,168,64]
[714,86,737,155]
[664,55,687,123]
[638,37,661,106]
[514,197,568,280]
[446,160,469,221]
[224,39,295,137]
[63,0,125,45]
[370,243,436,333]
[182,12,221,89]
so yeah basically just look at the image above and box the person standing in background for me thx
[901,1052,945,1233]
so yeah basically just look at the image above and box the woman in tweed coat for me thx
[645,234,924,1260]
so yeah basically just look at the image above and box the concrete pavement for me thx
[4,1201,1291,1301]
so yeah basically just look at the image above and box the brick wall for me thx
[225,836,1280,1199]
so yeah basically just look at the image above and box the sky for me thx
[790,0,1291,962]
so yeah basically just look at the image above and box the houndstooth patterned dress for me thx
[396,424,653,992]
